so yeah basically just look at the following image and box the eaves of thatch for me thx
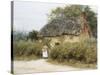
[39,17,82,37]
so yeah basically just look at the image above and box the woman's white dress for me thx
[42,49,48,58]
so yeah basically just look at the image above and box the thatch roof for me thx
[39,17,82,37]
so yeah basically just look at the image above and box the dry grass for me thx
[14,55,40,61]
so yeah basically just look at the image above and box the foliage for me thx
[84,6,97,38]
[48,5,83,20]
[28,30,38,41]
[13,31,27,41]
[13,40,43,59]
[42,38,51,48]
[50,40,97,64]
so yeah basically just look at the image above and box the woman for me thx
[42,45,48,58]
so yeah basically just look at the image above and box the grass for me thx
[47,59,97,69]
[14,55,40,61]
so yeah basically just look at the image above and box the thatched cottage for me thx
[38,13,92,47]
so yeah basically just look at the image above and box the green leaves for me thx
[28,30,38,40]
[13,40,43,58]
[50,40,97,63]
[49,5,84,21]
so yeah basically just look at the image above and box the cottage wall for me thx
[64,35,80,43]
[43,35,81,48]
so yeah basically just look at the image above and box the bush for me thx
[50,40,97,64]
[13,40,43,58]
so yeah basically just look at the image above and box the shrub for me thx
[13,40,43,58]
[50,40,97,64]
[84,43,97,63]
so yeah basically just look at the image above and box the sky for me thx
[14,1,97,32]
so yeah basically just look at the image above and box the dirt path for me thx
[14,59,80,74]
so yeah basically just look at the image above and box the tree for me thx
[28,30,38,41]
[13,31,27,41]
[48,5,83,21]
[84,6,97,38]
